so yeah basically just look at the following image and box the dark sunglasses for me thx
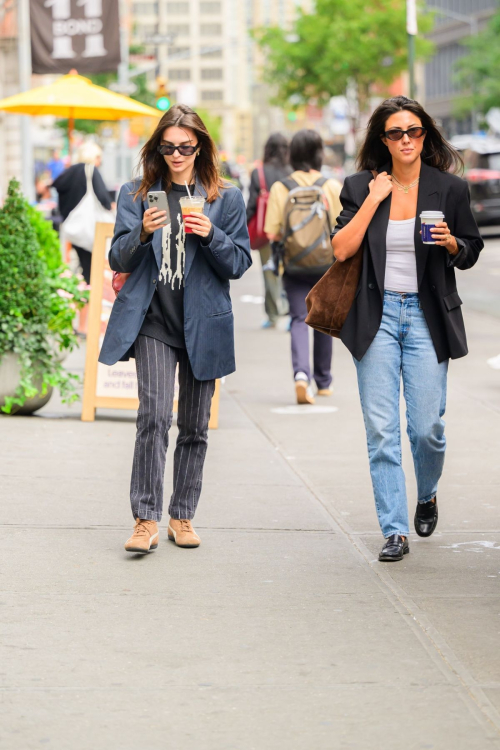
[157,143,199,156]
[383,127,427,141]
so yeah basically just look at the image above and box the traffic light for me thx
[155,77,170,111]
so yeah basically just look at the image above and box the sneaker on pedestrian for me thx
[168,519,201,548]
[317,388,333,397]
[487,353,500,370]
[261,318,276,329]
[295,372,315,405]
[124,518,159,554]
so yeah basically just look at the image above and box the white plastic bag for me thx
[61,164,114,252]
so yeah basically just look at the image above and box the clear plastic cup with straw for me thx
[180,182,205,234]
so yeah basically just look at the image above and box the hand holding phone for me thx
[143,191,169,236]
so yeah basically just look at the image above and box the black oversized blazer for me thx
[332,161,484,362]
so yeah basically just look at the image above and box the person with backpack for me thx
[247,133,292,328]
[265,129,342,404]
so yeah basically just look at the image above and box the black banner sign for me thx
[30,0,121,75]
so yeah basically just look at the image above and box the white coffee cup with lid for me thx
[420,211,445,244]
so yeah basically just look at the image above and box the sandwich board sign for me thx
[81,222,220,427]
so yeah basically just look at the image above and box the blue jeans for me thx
[354,291,448,538]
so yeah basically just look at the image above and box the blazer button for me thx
[131,245,136,253]
[431,284,436,291]
[368,283,375,290]
[152,279,157,284]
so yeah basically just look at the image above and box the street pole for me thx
[407,0,418,99]
[17,0,34,202]
[118,0,130,183]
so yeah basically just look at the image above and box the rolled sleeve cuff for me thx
[447,237,467,267]
[200,225,215,246]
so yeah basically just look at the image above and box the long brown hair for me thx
[134,104,225,202]
[356,96,463,175]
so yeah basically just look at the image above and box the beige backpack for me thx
[280,176,334,275]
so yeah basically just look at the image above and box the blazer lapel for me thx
[415,161,441,289]
[184,179,209,280]
[367,162,391,295]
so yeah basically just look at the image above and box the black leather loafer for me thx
[414,497,438,537]
[379,534,409,562]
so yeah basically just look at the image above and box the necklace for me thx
[392,174,420,194]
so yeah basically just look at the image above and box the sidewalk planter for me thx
[0,353,53,415]
[0,179,89,415]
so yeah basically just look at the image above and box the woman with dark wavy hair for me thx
[331,96,483,562]
[99,105,252,554]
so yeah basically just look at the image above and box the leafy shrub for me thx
[0,179,88,413]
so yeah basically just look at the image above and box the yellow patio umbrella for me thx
[0,71,160,149]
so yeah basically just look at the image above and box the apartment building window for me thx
[168,69,191,81]
[133,2,158,13]
[139,23,159,36]
[166,2,189,12]
[200,46,222,58]
[200,23,222,36]
[168,24,190,35]
[200,2,221,12]
[201,68,223,81]
[201,90,223,101]
[169,47,190,58]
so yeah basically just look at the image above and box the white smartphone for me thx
[147,190,168,213]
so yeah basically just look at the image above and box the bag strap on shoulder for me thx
[313,176,327,188]
[280,177,300,192]
[257,164,267,193]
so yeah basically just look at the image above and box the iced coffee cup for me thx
[420,211,445,244]
[179,196,205,234]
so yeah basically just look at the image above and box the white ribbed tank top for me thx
[384,217,418,293]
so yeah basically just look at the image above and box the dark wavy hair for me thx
[356,96,463,174]
[134,104,225,202]
[263,132,289,168]
[290,129,324,172]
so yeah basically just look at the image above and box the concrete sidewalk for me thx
[1,247,500,749]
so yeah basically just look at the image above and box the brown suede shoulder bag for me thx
[305,171,376,339]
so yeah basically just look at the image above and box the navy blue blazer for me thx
[98,177,252,380]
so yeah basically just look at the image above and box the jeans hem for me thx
[418,493,437,504]
[383,530,409,538]
[168,511,195,521]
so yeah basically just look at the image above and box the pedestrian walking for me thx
[53,142,113,285]
[331,96,483,562]
[247,133,291,328]
[265,130,342,404]
[98,104,252,554]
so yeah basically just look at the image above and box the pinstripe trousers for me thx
[130,335,216,522]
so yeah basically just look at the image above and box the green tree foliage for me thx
[198,108,222,146]
[0,180,87,413]
[454,9,500,120]
[253,0,434,114]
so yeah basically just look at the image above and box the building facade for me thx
[423,0,497,136]
[130,0,311,162]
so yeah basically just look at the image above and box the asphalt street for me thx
[1,237,499,749]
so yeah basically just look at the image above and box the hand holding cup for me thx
[429,221,458,254]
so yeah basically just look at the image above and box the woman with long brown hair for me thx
[99,105,252,554]
[332,96,482,562]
